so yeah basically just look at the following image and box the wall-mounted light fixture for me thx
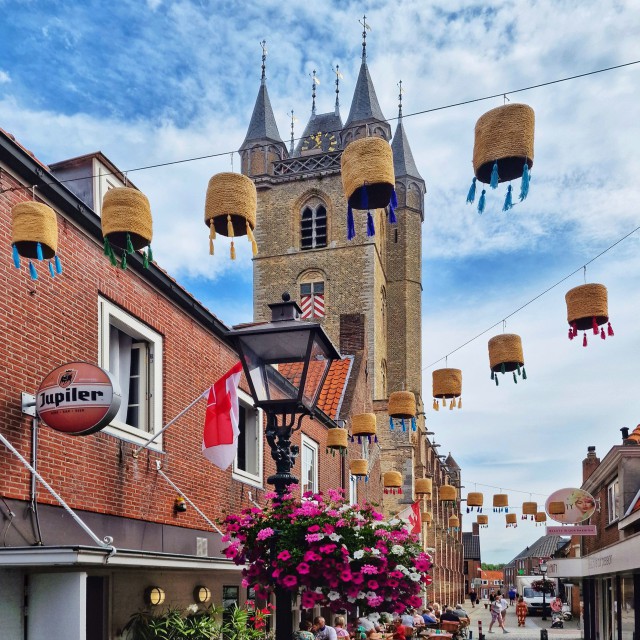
[194,585,212,603]
[174,496,187,513]
[144,586,166,606]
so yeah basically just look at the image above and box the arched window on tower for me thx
[299,269,326,319]
[301,203,327,250]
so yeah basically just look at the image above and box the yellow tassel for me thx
[441,398,445,407]
[435,402,439,412]
[449,399,454,410]
[458,397,462,409]
[227,214,234,238]
[432,399,437,411]
[246,221,258,256]
[230,240,236,260]
[209,238,214,256]
[209,219,216,240]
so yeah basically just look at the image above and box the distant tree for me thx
[481,563,506,571]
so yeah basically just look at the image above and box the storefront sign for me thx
[545,487,597,523]
[547,525,597,535]
[36,362,121,435]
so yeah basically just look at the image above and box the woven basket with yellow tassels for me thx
[565,283,614,346]
[204,172,257,260]
[101,187,153,269]
[432,368,462,411]
[341,136,397,240]
[466,103,535,214]
[11,201,63,280]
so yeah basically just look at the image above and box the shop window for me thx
[232,389,263,488]
[98,297,162,445]
[607,479,619,523]
[301,204,327,250]
[301,434,318,495]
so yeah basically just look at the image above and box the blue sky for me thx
[2,0,640,563]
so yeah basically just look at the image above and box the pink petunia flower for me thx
[282,575,298,588]
[256,527,275,541]
[297,562,311,574]
[277,550,291,561]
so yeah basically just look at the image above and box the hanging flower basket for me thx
[535,512,547,526]
[466,492,483,513]
[488,333,526,385]
[432,368,462,411]
[101,187,153,269]
[565,283,614,346]
[383,471,403,494]
[439,484,457,506]
[522,501,537,520]
[388,390,416,431]
[422,511,433,526]
[415,478,433,496]
[493,493,509,512]
[204,172,257,260]
[477,515,489,528]
[351,413,377,444]
[11,202,62,280]
[350,459,369,477]
[505,513,517,528]
[466,103,535,213]
[448,515,460,532]
[326,428,348,455]
[341,136,397,240]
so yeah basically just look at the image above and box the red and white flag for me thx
[397,501,422,535]
[202,362,243,470]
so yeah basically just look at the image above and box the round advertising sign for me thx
[36,362,121,436]
[545,487,597,524]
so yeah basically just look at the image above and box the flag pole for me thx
[132,389,209,458]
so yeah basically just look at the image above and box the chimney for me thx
[620,426,638,445]
[472,522,480,536]
[582,446,600,482]
[340,314,366,354]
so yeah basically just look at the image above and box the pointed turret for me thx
[240,41,287,177]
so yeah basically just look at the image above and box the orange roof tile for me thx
[627,425,640,443]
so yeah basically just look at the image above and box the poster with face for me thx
[545,488,597,524]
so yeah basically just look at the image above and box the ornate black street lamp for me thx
[540,560,548,621]
[228,293,340,640]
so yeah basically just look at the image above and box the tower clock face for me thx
[301,131,338,153]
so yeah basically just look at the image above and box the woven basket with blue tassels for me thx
[466,103,535,214]
[341,136,397,240]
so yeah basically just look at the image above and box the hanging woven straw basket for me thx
[548,501,566,515]
[493,493,509,509]
[327,428,348,450]
[422,511,433,526]
[506,513,517,526]
[351,413,377,438]
[477,515,489,526]
[522,502,537,519]
[488,334,524,373]
[440,484,457,502]
[102,187,153,251]
[467,492,484,508]
[383,471,403,492]
[448,515,460,529]
[204,172,258,258]
[415,478,433,496]
[388,390,416,419]
[565,284,608,331]
[432,368,462,399]
[473,103,535,184]
[350,459,368,477]
[535,512,547,524]
[341,137,395,210]
[11,202,58,259]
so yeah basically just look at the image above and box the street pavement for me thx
[459,599,583,640]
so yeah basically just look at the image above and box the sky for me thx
[1,0,639,564]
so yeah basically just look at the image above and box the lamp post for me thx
[540,560,548,621]
[228,293,340,640]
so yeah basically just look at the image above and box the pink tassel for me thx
[572,322,578,337]
[568,327,574,340]
[601,328,606,340]
[592,317,598,335]
[608,322,614,336]
[583,333,588,347]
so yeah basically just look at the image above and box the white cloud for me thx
[0,70,10,84]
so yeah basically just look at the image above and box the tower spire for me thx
[260,40,267,85]
[333,65,343,115]
[359,15,370,61]
[398,80,403,120]
[290,109,296,155]
[310,70,320,115]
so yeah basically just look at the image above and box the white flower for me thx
[347,596,357,603]
[339,504,350,512]
[329,533,342,541]
[409,573,421,582]
[395,564,407,573]
[358,591,367,599]
[391,544,404,555]
[368,613,380,622]
[328,591,340,601]
[370,548,380,556]
[354,512,365,521]
[315,587,324,594]
[366,591,377,598]
[354,550,365,559]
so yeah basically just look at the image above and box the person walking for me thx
[488,596,508,634]
[499,592,509,622]
[508,588,516,606]
[515,596,528,627]
[469,588,477,608]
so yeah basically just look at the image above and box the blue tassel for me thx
[368,435,372,444]
[388,191,397,224]
[477,189,486,214]
[490,162,499,189]
[358,436,362,445]
[390,188,397,209]
[411,417,417,432]
[374,434,378,443]
[48,261,55,278]
[29,261,38,280]
[12,245,20,269]
[361,184,369,211]
[502,185,513,212]
[519,163,530,201]
[401,418,406,432]
[466,177,476,204]
[347,204,356,240]
[54,255,62,274]
[389,416,394,431]
[366,211,375,237]
[36,242,43,261]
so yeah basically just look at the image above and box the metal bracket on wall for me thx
[21,392,36,417]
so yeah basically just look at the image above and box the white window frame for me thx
[94,158,124,216]
[607,479,619,524]
[232,388,263,488]
[300,434,319,495]
[349,473,358,506]
[98,297,163,447]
